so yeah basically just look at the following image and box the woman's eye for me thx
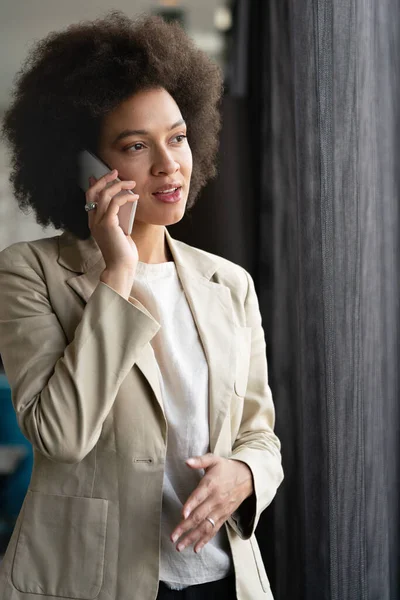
[173,134,187,143]
[127,143,145,152]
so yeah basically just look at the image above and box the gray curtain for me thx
[260,1,400,599]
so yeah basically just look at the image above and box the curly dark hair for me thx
[1,11,223,239]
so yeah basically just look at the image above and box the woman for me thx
[0,12,283,600]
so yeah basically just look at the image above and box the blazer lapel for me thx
[166,233,237,452]
[66,259,105,304]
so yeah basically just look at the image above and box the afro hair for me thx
[1,11,223,239]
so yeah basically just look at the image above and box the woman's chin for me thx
[135,204,187,227]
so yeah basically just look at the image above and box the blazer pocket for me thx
[234,326,252,397]
[12,490,108,599]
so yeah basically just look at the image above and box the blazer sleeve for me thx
[227,269,283,539]
[0,246,159,464]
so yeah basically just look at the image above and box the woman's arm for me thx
[0,247,159,464]
[227,269,284,539]
[168,269,284,550]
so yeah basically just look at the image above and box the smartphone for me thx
[78,149,137,235]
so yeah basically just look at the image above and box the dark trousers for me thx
[156,574,236,599]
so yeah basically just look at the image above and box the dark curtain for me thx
[225,1,400,599]
[173,0,400,598]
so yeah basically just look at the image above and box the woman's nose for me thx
[151,148,179,176]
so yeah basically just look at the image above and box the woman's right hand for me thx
[86,170,139,299]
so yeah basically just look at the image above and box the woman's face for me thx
[97,87,193,227]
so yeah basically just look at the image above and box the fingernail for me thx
[186,458,195,465]
[183,509,191,519]
[171,534,178,543]
[177,544,184,552]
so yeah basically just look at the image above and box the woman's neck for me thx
[130,223,172,264]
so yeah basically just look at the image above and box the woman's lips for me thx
[152,186,182,204]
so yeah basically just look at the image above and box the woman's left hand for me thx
[170,453,254,553]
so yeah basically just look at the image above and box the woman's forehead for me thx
[102,88,183,136]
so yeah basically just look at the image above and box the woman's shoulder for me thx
[172,238,251,295]
[0,234,61,271]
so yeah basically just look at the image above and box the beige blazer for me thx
[0,228,283,600]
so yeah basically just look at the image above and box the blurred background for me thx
[1,1,400,599]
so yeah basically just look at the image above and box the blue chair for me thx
[0,373,33,548]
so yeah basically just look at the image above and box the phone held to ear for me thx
[78,149,137,235]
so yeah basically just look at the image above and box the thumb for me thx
[186,453,218,469]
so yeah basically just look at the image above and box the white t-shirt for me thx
[131,260,233,589]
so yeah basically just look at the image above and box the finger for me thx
[176,523,208,552]
[172,496,219,543]
[86,171,136,219]
[85,169,118,202]
[102,194,139,225]
[186,453,219,470]
[176,514,224,553]
[193,516,226,554]
[86,177,98,228]
[97,179,137,204]
[93,182,137,224]
[85,172,120,225]
[181,472,217,519]
[175,483,237,544]
[87,169,121,193]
